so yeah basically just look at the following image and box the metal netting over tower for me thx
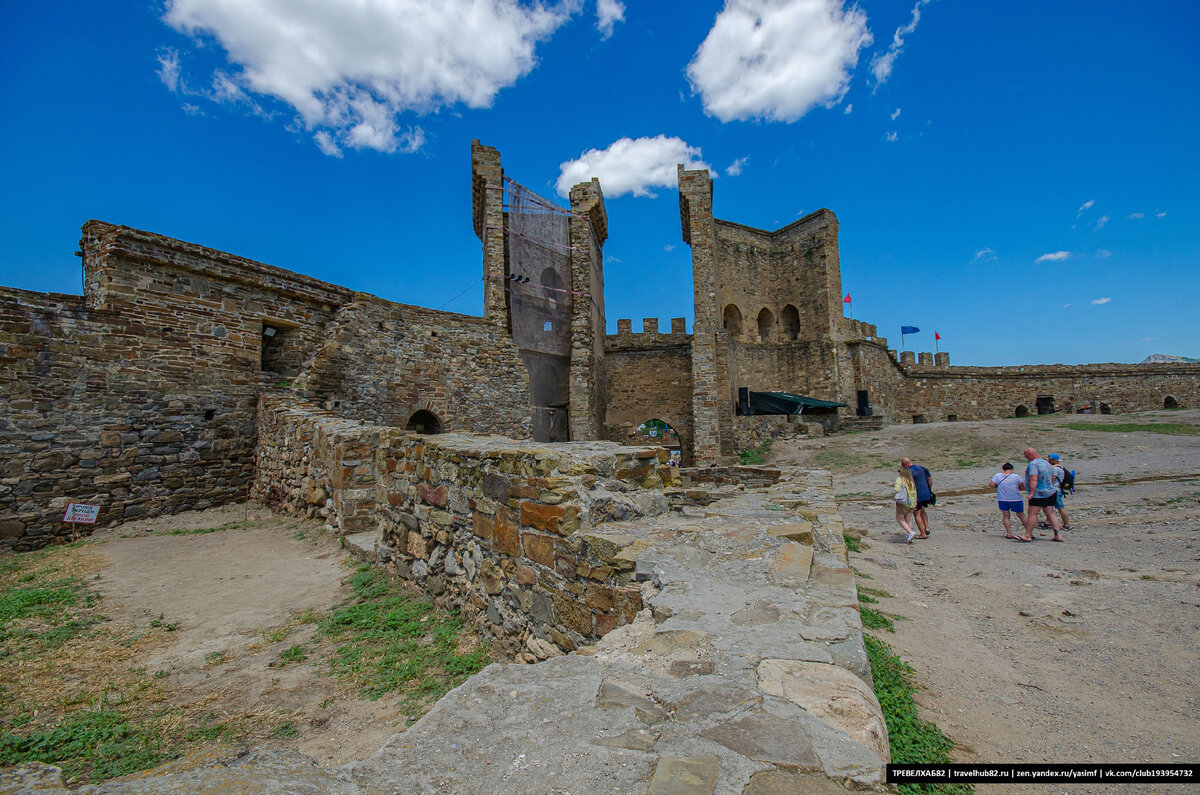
[507,181,573,357]
[504,179,576,441]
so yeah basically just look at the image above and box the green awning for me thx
[742,390,846,416]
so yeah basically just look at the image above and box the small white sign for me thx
[63,503,101,524]
[647,429,659,437]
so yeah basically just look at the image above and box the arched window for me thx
[723,304,743,337]
[757,308,775,342]
[781,305,800,340]
[406,410,443,435]
[1014,405,1029,417]
[1164,396,1179,409]
[1100,403,1112,415]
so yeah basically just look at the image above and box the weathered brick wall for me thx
[841,340,1200,422]
[292,293,533,437]
[0,287,258,549]
[252,395,683,655]
[376,432,682,654]
[601,319,694,464]
[731,414,824,451]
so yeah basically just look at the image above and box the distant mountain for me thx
[1140,353,1199,364]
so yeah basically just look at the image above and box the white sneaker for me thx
[905,531,917,544]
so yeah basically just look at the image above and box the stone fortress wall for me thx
[3,139,1199,550]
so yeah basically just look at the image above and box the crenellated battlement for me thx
[605,317,691,350]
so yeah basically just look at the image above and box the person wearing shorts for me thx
[1019,447,1062,542]
[990,463,1025,538]
[902,457,934,539]
[1049,453,1070,530]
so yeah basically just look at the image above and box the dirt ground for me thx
[81,507,412,767]
[773,409,1200,794]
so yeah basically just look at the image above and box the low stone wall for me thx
[679,465,783,490]
[254,395,687,654]
[731,413,825,451]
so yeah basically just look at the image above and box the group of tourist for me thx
[892,448,1072,544]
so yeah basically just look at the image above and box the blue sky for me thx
[2,1,1197,366]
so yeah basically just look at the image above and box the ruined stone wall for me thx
[0,286,261,549]
[293,293,533,437]
[601,318,694,465]
[841,339,1200,423]
[254,395,683,654]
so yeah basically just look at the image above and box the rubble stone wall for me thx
[601,325,694,465]
[292,293,533,437]
[254,395,684,655]
[844,340,1200,423]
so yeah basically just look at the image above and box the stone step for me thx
[342,530,381,564]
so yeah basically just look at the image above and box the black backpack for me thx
[1060,469,1076,492]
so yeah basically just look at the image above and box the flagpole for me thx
[899,326,903,351]
[935,335,939,354]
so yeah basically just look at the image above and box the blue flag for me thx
[901,325,920,335]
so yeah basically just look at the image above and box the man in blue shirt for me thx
[901,457,933,539]
[1018,447,1063,542]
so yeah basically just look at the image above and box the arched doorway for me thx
[633,419,682,466]
[757,308,774,341]
[1014,405,1029,417]
[1164,396,1179,409]
[406,410,443,434]
[723,304,743,337]
[781,305,800,340]
[1100,403,1112,415]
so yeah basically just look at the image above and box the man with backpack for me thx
[1049,453,1073,530]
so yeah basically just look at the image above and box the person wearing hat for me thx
[1049,453,1071,530]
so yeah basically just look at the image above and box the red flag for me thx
[843,293,851,303]
[935,331,942,340]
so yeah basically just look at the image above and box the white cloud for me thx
[157,48,181,92]
[869,0,928,88]
[1156,210,1166,219]
[1091,297,1112,305]
[1096,249,1112,258]
[663,244,675,252]
[1141,337,1155,342]
[1095,213,1109,230]
[973,247,997,263]
[726,156,750,176]
[556,136,712,198]
[1035,251,1070,263]
[161,0,573,155]
[182,103,203,116]
[313,131,343,158]
[687,0,872,123]
[885,130,898,142]
[596,0,625,39]
[843,103,853,114]
[1062,303,1072,309]
[1076,199,1094,217]
[1127,212,1144,220]
[890,107,901,120]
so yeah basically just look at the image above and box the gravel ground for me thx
[774,410,1200,794]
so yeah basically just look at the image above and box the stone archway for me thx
[406,409,443,434]
[1164,396,1179,409]
[1014,405,1030,418]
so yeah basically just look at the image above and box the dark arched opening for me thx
[1100,403,1112,415]
[406,410,443,435]
[723,304,743,337]
[781,305,800,340]
[1014,405,1030,418]
[757,308,775,341]
[1164,396,1179,409]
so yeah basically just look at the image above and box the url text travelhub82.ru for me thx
[887,764,1199,783]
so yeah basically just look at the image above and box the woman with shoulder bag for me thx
[893,467,919,543]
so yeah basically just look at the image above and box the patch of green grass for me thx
[814,449,867,472]
[860,586,894,599]
[737,439,773,466]
[1063,421,1199,436]
[858,592,878,604]
[154,520,267,537]
[279,645,308,664]
[859,605,895,632]
[843,533,864,553]
[836,491,874,500]
[272,721,298,739]
[0,560,101,653]
[1165,491,1200,505]
[0,707,178,783]
[850,566,873,580]
[318,566,491,705]
[865,634,971,793]
[204,650,227,665]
